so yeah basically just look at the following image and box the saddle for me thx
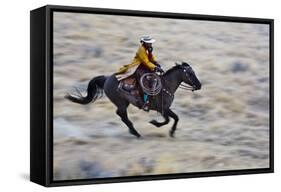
[118,76,140,97]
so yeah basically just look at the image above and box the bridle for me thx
[179,65,196,92]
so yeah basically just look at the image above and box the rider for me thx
[116,35,164,111]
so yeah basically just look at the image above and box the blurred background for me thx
[53,12,270,180]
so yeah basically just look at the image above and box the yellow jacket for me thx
[117,45,157,74]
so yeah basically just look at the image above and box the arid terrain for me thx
[53,12,270,180]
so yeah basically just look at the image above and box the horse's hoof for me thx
[129,130,141,138]
[169,131,175,138]
[149,120,161,128]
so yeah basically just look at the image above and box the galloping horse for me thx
[65,62,202,138]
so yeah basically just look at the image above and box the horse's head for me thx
[176,62,201,91]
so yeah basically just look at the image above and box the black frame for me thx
[30,5,274,187]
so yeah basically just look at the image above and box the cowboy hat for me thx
[140,35,156,43]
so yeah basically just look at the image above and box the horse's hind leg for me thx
[166,109,179,137]
[116,107,141,138]
[149,112,170,128]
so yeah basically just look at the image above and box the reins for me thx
[179,84,194,91]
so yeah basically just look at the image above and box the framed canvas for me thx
[30,5,274,187]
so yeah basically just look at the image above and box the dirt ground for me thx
[53,12,270,180]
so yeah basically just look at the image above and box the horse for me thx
[65,62,202,138]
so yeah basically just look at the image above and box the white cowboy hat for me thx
[140,35,156,43]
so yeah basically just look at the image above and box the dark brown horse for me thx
[65,62,201,138]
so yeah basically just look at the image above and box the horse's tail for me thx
[65,75,107,105]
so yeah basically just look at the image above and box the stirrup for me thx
[142,102,150,112]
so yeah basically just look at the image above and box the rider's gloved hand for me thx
[155,66,164,73]
[153,61,161,68]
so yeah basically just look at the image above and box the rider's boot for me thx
[142,100,150,112]
[142,94,150,112]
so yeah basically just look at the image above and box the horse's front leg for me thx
[116,107,141,138]
[166,108,179,137]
